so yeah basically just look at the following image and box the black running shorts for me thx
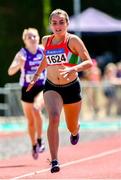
[21,85,44,103]
[43,78,82,104]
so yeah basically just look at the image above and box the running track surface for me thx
[0,133,121,179]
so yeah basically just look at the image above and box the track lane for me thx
[0,133,120,179]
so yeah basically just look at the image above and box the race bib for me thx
[26,74,35,83]
[46,48,68,65]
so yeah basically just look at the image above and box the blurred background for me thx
[0,0,121,123]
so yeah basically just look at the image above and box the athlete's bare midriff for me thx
[47,65,78,85]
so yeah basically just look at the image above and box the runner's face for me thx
[50,14,68,35]
[24,33,39,47]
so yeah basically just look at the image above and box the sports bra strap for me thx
[45,35,54,48]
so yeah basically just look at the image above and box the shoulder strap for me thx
[45,35,54,48]
[66,33,72,50]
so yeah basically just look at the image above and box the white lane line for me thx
[11,147,121,179]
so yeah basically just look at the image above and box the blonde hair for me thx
[104,63,117,74]
[22,28,39,41]
[49,9,69,24]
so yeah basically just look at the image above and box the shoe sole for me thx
[51,166,60,173]
[32,153,39,160]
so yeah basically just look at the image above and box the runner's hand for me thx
[59,67,77,78]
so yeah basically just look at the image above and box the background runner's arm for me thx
[8,52,25,76]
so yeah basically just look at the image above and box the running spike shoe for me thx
[51,160,60,173]
[70,133,79,145]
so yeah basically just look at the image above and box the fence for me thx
[0,83,23,116]
[0,82,121,119]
